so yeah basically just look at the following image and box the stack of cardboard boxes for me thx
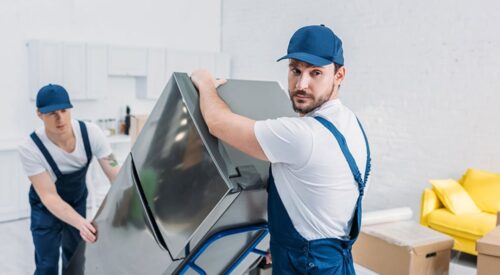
[476,212,500,275]
[353,211,500,274]
[352,221,454,275]
[130,114,148,145]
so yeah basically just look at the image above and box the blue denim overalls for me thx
[28,121,92,275]
[268,116,371,274]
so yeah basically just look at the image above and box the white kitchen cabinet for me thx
[0,149,30,222]
[28,41,63,99]
[108,46,148,77]
[86,45,108,99]
[62,43,87,100]
[27,40,230,101]
[165,50,200,78]
[28,41,106,100]
[139,48,167,99]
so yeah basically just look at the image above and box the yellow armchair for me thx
[420,169,500,255]
[420,188,443,227]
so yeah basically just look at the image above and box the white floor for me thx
[0,218,477,275]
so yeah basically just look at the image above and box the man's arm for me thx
[191,69,268,161]
[98,153,120,183]
[29,171,97,243]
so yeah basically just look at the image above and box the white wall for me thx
[0,0,222,222]
[222,0,500,216]
[0,0,221,140]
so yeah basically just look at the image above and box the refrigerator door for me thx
[66,155,173,274]
[130,74,236,259]
[131,73,296,259]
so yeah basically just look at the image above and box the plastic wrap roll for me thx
[362,207,413,226]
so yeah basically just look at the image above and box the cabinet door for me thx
[143,48,166,99]
[108,46,148,77]
[63,43,87,100]
[165,50,200,77]
[0,150,30,222]
[86,45,108,99]
[28,41,64,99]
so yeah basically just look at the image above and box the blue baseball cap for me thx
[36,84,73,114]
[277,24,344,66]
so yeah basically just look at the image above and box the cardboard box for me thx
[130,114,148,145]
[477,226,500,275]
[352,221,453,275]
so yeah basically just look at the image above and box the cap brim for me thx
[277,52,332,67]
[39,103,73,114]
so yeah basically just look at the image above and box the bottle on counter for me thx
[125,105,131,135]
[109,118,116,136]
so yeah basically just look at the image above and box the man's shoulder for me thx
[315,102,360,127]
[81,120,100,131]
[258,116,316,135]
[255,116,316,146]
[18,135,35,150]
[17,135,41,161]
[75,120,106,139]
[77,120,112,157]
[271,116,316,127]
[18,125,47,150]
[73,119,98,131]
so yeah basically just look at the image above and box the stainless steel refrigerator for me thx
[67,73,296,274]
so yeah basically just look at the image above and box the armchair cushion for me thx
[430,179,481,215]
[427,209,496,240]
[461,169,500,214]
[420,188,442,226]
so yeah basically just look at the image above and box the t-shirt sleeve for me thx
[254,117,313,167]
[17,141,46,177]
[86,122,113,159]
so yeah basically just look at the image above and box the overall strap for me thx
[78,121,92,165]
[356,118,371,185]
[313,116,371,196]
[30,132,63,178]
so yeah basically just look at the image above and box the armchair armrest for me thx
[420,188,443,226]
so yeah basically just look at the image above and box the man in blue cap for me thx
[18,84,121,274]
[191,24,371,274]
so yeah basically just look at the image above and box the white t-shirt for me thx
[18,120,112,182]
[254,99,369,241]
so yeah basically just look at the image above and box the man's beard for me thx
[290,87,334,115]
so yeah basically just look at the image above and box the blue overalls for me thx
[28,121,92,275]
[268,116,371,274]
